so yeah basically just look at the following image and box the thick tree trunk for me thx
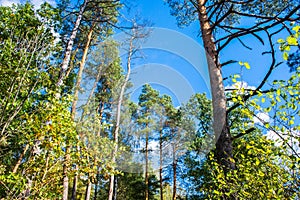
[71,27,93,119]
[108,174,115,200]
[196,0,235,170]
[71,171,78,200]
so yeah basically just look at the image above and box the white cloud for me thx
[0,0,20,6]
[266,130,283,145]
[148,140,159,151]
[266,130,300,154]
[253,112,270,125]
[225,81,256,91]
[30,0,56,8]
[225,81,257,107]
[0,0,56,8]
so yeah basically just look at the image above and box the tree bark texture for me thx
[196,0,235,170]
[57,0,88,86]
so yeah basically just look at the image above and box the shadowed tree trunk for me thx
[172,144,177,200]
[159,130,164,200]
[93,167,100,200]
[113,176,117,200]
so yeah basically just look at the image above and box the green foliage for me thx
[0,1,125,199]
[278,25,300,72]
[198,133,295,199]
[117,173,159,200]
[0,2,59,141]
[183,90,300,199]
[166,0,298,27]
[181,93,213,153]
[0,93,78,199]
[1,1,300,199]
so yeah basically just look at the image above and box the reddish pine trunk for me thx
[196,0,235,170]
[71,27,93,200]
[61,2,88,200]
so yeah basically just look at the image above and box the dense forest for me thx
[0,0,299,199]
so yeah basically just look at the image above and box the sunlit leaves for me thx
[283,52,289,60]
[199,133,296,199]
[278,25,300,62]
[286,36,298,46]
[239,61,251,69]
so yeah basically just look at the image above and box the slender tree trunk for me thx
[85,178,92,200]
[108,174,114,200]
[42,153,50,181]
[65,47,79,80]
[93,182,98,200]
[62,146,71,200]
[71,170,78,200]
[61,2,88,200]
[12,144,29,173]
[172,144,177,200]
[113,176,117,200]
[108,34,134,200]
[71,27,94,119]
[81,65,104,121]
[159,130,163,200]
[57,0,88,86]
[97,105,105,137]
[70,28,93,200]
[196,0,235,170]
[145,130,149,200]
[93,168,100,200]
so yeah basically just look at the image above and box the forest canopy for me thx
[0,0,299,199]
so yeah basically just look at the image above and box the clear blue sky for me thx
[118,0,210,106]
[118,0,292,106]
